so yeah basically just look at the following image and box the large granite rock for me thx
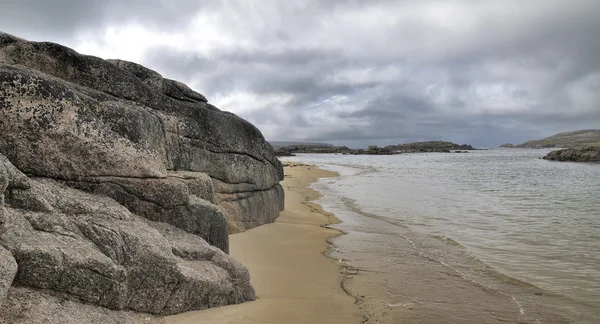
[0,32,284,322]
[0,144,254,322]
[0,32,284,239]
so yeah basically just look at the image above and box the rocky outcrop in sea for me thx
[0,32,284,323]
[499,143,515,148]
[543,146,600,163]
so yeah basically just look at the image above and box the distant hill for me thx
[516,130,600,148]
[268,141,333,150]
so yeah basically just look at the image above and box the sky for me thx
[1,0,599,148]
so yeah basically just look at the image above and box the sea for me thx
[282,149,600,323]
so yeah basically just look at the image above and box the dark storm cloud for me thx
[143,46,376,102]
[1,0,599,147]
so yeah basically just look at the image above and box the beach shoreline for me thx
[166,160,597,324]
[165,163,361,324]
[285,156,598,324]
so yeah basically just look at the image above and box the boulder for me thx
[0,31,284,239]
[0,32,284,322]
[0,153,254,321]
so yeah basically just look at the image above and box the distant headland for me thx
[502,129,600,163]
[504,129,600,149]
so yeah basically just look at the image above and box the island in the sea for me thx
[272,141,476,156]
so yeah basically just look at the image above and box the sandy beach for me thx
[166,164,361,324]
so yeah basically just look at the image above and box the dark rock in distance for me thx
[543,147,600,162]
[351,145,396,155]
[499,143,515,148]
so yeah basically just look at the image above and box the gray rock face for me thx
[0,246,17,306]
[0,32,284,322]
[2,287,166,324]
[0,154,254,321]
[0,31,283,237]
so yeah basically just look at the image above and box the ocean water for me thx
[282,149,600,322]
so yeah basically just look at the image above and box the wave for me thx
[337,195,548,293]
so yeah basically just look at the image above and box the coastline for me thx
[288,157,597,324]
[165,163,361,324]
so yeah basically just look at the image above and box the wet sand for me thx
[329,219,582,324]
[321,183,594,324]
[166,164,361,324]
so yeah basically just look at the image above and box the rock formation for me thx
[543,146,600,162]
[0,32,284,322]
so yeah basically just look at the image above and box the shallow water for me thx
[282,149,600,323]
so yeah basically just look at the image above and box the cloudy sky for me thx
[2,0,599,147]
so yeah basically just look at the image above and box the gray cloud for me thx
[0,0,211,41]
[1,0,599,148]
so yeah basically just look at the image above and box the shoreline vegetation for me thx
[166,163,362,324]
